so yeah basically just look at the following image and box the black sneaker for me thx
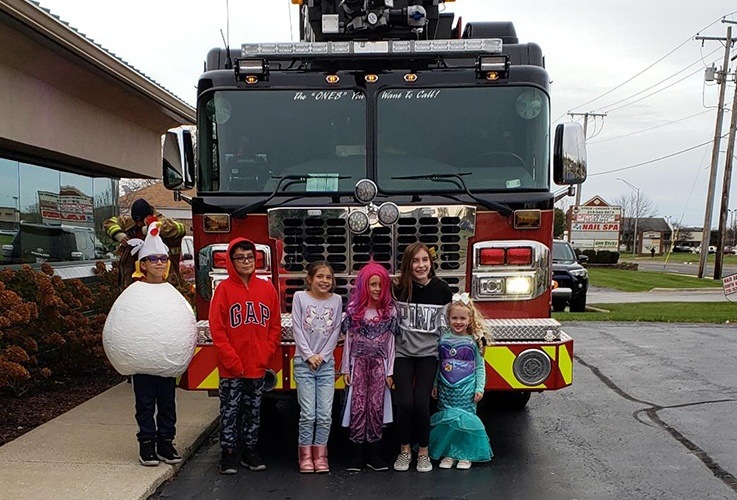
[346,442,363,472]
[366,441,388,471]
[220,448,238,475]
[241,449,267,471]
[139,440,160,467]
[157,440,182,464]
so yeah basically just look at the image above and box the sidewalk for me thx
[588,286,729,304]
[0,382,219,500]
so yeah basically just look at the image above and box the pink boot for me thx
[312,444,329,473]
[298,445,314,473]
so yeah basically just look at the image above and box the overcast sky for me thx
[35,0,737,227]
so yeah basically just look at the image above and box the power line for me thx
[590,47,722,113]
[589,137,721,176]
[603,66,705,113]
[589,109,712,144]
[557,10,737,122]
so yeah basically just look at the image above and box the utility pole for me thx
[568,112,607,208]
[714,21,737,279]
[696,27,733,278]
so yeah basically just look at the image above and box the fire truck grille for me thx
[269,205,476,312]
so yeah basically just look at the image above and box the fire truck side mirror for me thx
[162,128,195,191]
[553,122,587,186]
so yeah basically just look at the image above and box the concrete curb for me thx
[649,288,723,292]
[0,383,220,500]
[140,412,219,500]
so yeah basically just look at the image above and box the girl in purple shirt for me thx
[292,261,342,473]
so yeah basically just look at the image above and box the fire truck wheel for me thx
[484,391,531,410]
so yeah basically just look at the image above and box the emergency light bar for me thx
[241,38,502,58]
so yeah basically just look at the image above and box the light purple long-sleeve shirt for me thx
[292,290,342,363]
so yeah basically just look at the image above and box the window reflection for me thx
[1,159,119,265]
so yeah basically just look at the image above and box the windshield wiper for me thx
[391,173,513,216]
[231,174,349,218]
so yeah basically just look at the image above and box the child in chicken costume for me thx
[103,221,197,467]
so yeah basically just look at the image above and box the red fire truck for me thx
[163,0,587,408]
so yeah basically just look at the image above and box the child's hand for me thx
[344,373,351,385]
[307,355,322,370]
[431,387,438,399]
[473,392,483,403]
[385,376,393,388]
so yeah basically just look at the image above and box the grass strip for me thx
[553,302,736,324]
[588,268,721,292]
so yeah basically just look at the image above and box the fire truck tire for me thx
[487,391,531,410]
[569,294,587,312]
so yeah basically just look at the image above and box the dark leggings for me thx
[393,356,438,448]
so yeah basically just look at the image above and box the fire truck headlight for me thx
[505,276,532,295]
[348,210,370,234]
[377,202,399,226]
[513,349,552,386]
[354,179,378,204]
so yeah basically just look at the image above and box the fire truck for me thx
[163,0,587,408]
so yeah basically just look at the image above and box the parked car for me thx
[179,235,194,282]
[2,222,106,264]
[551,240,589,312]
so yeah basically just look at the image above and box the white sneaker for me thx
[439,457,454,469]
[456,460,472,470]
[393,452,412,472]
[416,454,433,472]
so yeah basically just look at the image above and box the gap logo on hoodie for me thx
[229,301,272,328]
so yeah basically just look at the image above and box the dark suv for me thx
[552,240,589,312]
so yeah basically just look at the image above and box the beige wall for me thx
[0,0,194,179]
[0,61,163,178]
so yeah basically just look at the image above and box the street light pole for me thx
[617,178,640,256]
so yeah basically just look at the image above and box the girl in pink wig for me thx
[340,262,398,472]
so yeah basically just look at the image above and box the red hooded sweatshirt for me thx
[208,238,281,379]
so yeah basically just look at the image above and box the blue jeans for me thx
[294,358,335,446]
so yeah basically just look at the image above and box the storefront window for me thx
[1,158,118,266]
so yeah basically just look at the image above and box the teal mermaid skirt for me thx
[429,381,493,462]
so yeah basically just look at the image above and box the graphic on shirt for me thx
[396,302,446,333]
[302,304,335,337]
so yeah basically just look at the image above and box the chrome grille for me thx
[269,205,476,312]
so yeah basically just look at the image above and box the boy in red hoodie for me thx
[209,238,281,475]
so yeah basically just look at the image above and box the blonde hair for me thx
[447,298,491,349]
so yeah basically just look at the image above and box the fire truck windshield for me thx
[377,86,550,193]
[198,89,367,193]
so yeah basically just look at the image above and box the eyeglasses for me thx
[232,255,256,263]
[144,255,169,264]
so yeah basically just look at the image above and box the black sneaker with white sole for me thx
[156,440,182,464]
[241,449,267,471]
[220,448,238,475]
[139,440,160,467]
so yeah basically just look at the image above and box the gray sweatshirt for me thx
[394,277,452,358]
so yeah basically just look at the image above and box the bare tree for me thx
[614,192,658,252]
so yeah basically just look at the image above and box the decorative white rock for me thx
[103,281,197,377]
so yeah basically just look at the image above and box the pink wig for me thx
[346,262,394,323]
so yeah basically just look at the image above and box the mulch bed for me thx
[0,371,124,446]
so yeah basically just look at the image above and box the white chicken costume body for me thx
[103,222,197,377]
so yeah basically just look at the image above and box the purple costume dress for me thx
[340,310,397,443]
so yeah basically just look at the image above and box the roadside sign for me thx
[568,198,621,250]
[724,273,737,299]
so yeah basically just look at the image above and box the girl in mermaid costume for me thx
[429,293,493,469]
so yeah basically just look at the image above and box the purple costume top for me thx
[340,309,397,376]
